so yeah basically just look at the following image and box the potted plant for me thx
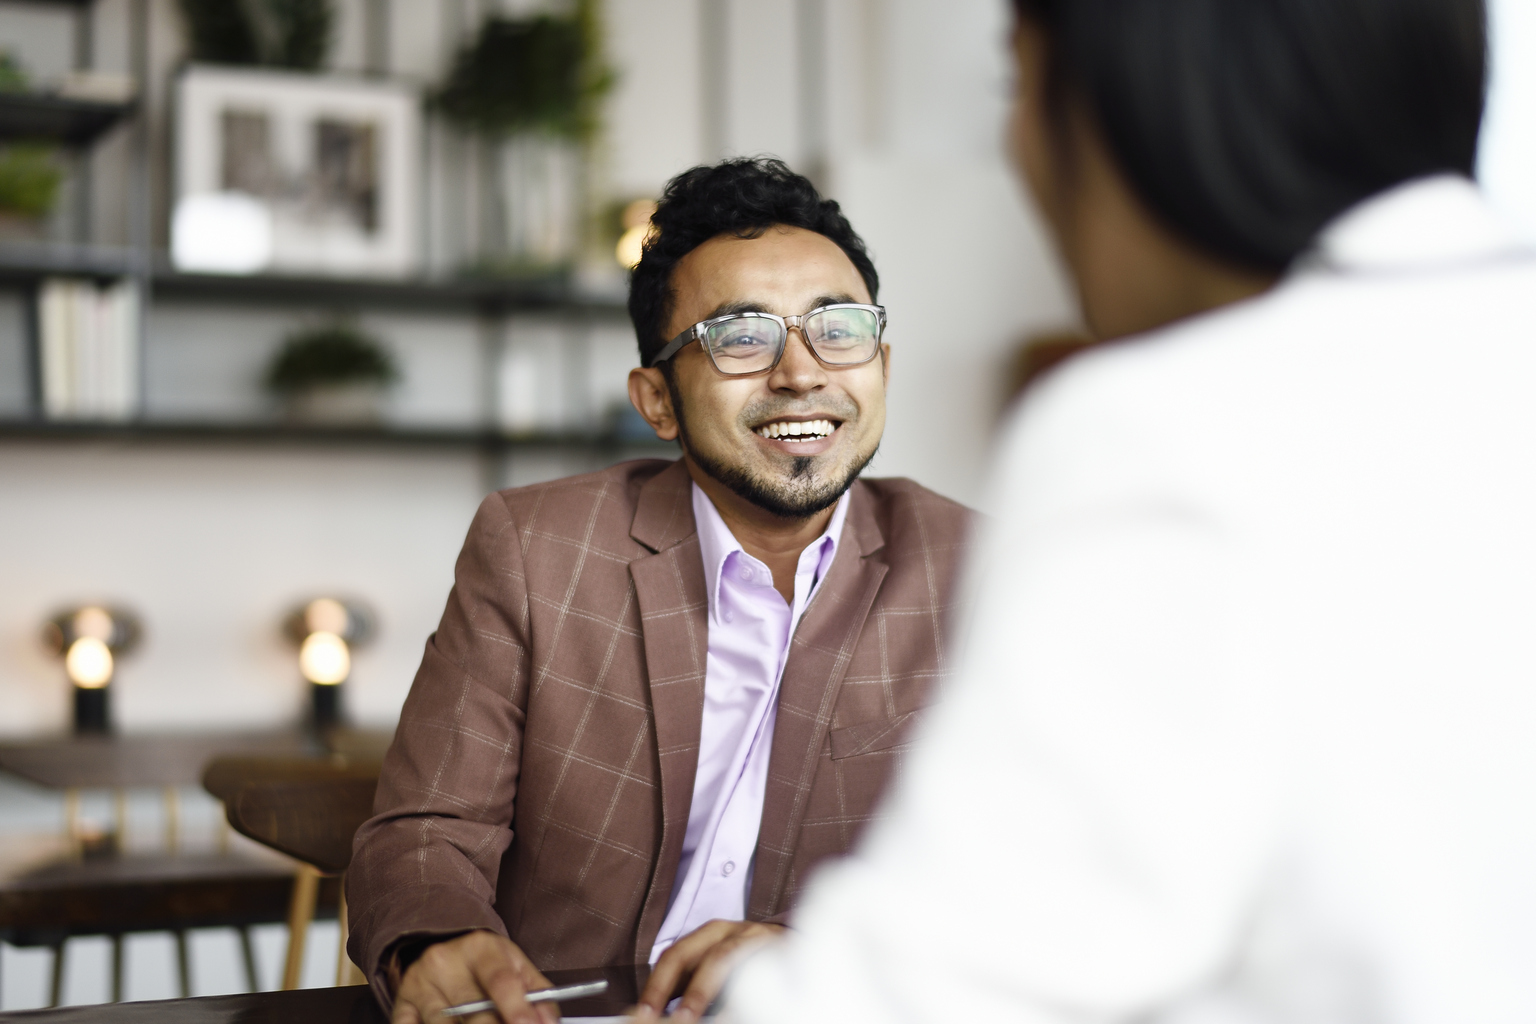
[176,0,333,69]
[434,0,613,275]
[264,321,398,425]
[0,52,63,241]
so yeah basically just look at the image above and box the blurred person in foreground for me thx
[722,0,1536,1021]
[345,158,971,1024]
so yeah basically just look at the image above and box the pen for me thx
[438,979,609,1017]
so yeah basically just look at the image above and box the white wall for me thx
[824,0,1074,502]
[0,444,478,735]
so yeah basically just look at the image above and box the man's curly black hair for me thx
[628,157,880,368]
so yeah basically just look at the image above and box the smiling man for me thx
[345,158,971,1024]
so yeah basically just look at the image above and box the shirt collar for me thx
[692,481,851,622]
[1299,174,1535,275]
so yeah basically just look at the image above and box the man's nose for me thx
[767,327,828,394]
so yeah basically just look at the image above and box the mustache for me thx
[739,396,859,428]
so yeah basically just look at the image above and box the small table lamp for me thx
[42,606,142,734]
[283,598,373,733]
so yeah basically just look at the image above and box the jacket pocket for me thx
[828,709,924,760]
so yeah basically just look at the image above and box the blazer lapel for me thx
[627,461,709,961]
[748,482,888,919]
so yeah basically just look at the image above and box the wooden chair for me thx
[202,757,380,990]
[0,802,311,1005]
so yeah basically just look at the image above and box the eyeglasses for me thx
[648,303,887,376]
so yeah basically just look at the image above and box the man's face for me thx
[640,225,889,519]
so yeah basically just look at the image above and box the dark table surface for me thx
[0,730,393,790]
[0,967,647,1023]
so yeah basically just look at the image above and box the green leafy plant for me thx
[0,51,29,92]
[434,0,614,140]
[264,323,397,394]
[178,0,334,70]
[0,145,62,218]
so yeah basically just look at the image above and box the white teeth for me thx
[756,419,838,440]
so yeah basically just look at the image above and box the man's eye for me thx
[815,321,864,345]
[716,330,772,350]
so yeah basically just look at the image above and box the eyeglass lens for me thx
[702,307,881,374]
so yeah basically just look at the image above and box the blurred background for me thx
[0,0,1077,740]
[0,0,1532,1008]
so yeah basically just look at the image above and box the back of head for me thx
[1013,0,1487,271]
[628,158,879,367]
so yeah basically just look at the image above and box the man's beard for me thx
[670,382,876,520]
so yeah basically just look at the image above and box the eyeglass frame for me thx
[646,302,889,375]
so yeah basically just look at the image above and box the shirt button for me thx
[721,861,735,877]
[722,608,734,623]
[738,566,752,581]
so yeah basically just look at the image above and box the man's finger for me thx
[671,927,782,1024]
[636,923,731,1012]
[402,967,482,1024]
[669,945,737,1023]
[476,964,536,1024]
[636,950,686,1013]
[472,948,562,1024]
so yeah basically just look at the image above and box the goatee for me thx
[673,397,875,519]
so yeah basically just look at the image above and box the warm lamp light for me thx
[65,637,114,688]
[299,631,350,685]
[616,225,647,270]
[43,605,141,734]
[284,598,373,733]
[615,198,657,270]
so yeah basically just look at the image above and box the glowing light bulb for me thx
[66,637,114,688]
[299,631,350,685]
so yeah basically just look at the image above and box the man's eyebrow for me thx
[705,300,769,319]
[806,293,858,312]
[703,294,860,320]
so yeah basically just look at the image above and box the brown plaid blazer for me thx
[346,458,970,1000]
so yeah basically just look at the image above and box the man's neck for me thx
[684,456,838,604]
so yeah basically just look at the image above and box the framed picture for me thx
[174,66,420,278]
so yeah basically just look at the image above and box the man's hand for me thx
[632,920,785,1022]
[393,931,558,1024]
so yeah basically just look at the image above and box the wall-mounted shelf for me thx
[0,93,135,147]
[152,268,629,316]
[0,243,631,315]
[0,241,140,282]
[0,419,672,452]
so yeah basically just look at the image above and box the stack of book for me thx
[39,277,142,421]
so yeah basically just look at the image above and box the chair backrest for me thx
[202,757,381,874]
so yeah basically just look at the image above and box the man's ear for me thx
[879,343,892,389]
[628,367,680,441]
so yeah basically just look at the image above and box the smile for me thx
[754,419,838,442]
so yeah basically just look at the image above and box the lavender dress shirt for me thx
[648,483,851,962]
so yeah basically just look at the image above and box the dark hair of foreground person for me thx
[627,157,881,367]
[1011,0,1488,271]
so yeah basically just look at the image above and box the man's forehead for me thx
[674,227,868,311]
